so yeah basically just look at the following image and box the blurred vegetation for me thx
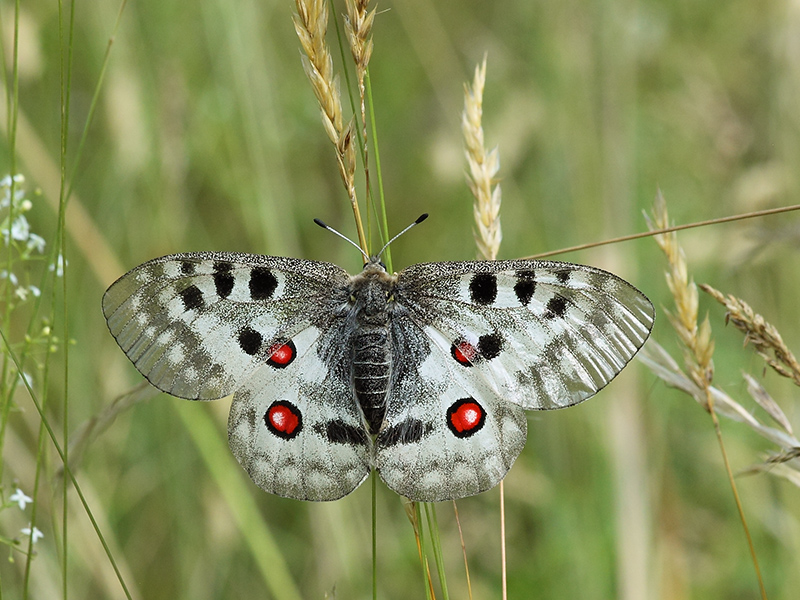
[1,0,799,598]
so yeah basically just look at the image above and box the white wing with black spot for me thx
[373,259,653,502]
[376,315,527,502]
[396,260,654,410]
[228,324,372,501]
[102,252,351,400]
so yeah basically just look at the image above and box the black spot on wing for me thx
[249,267,278,301]
[214,272,234,298]
[478,333,504,359]
[469,273,497,305]
[238,327,263,355]
[556,270,571,284]
[378,418,432,447]
[213,261,234,298]
[324,420,369,446]
[180,260,196,275]
[514,270,536,306]
[546,295,568,319]
[179,285,204,311]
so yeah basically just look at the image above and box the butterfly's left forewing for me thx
[395,260,655,410]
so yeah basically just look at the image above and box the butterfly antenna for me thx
[313,218,370,262]
[376,213,428,259]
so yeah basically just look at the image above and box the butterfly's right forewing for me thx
[102,252,351,400]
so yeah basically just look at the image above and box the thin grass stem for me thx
[500,481,507,600]
[64,0,129,204]
[59,0,78,593]
[372,473,377,600]
[706,390,768,600]
[0,329,133,600]
[424,503,449,600]
[366,69,390,270]
[528,203,800,259]
[451,500,473,600]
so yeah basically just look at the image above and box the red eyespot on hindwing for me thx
[267,339,296,368]
[446,398,486,438]
[265,400,303,439]
[451,340,478,366]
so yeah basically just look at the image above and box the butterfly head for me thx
[313,214,428,273]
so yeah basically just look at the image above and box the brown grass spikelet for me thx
[293,0,366,252]
[344,0,376,213]
[293,0,343,144]
[645,189,715,396]
[701,284,800,386]
[345,0,375,77]
[462,57,502,261]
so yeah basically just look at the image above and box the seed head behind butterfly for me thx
[103,215,654,502]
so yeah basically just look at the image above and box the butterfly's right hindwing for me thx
[228,322,372,501]
[102,252,350,400]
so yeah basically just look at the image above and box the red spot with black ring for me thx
[451,340,478,366]
[265,400,303,439]
[446,398,486,438]
[267,339,296,368]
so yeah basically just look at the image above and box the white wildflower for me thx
[9,488,33,510]
[49,254,67,277]
[21,525,44,543]
[27,233,46,253]
[3,214,31,244]
[0,270,19,285]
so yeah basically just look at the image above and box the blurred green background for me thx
[2,0,799,598]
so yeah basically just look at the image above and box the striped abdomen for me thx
[353,326,391,434]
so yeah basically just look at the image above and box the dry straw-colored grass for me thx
[701,283,800,387]
[641,191,800,599]
[345,0,374,80]
[293,0,365,251]
[640,194,800,485]
[462,57,501,262]
[644,190,715,399]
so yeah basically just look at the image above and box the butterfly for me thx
[102,215,654,502]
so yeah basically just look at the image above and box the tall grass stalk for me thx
[462,55,505,598]
[645,191,768,600]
